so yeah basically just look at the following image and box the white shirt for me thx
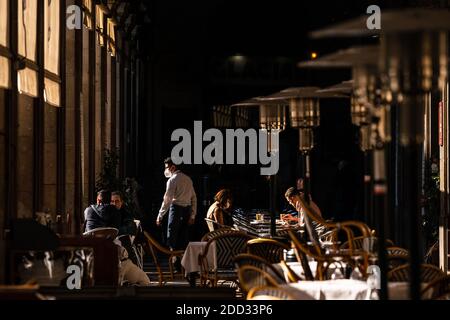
[157,170,197,222]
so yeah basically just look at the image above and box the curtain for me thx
[18,0,38,97]
[107,18,116,56]
[44,0,61,107]
[0,0,8,47]
[83,0,93,29]
[96,5,105,46]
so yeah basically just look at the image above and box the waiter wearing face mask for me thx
[156,158,197,252]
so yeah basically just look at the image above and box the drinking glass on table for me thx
[329,258,345,280]
[350,255,364,281]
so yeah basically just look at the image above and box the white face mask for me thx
[164,168,172,178]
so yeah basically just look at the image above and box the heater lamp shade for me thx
[289,98,320,128]
[259,104,286,130]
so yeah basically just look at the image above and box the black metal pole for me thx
[303,151,311,205]
[363,151,373,226]
[399,93,424,301]
[270,175,276,237]
[404,143,422,300]
[390,102,402,245]
[373,143,389,300]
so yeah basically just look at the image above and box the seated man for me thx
[110,191,140,267]
[84,190,139,272]
[84,190,116,233]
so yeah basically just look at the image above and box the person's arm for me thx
[157,178,175,224]
[213,207,224,225]
[298,210,305,227]
[83,207,92,232]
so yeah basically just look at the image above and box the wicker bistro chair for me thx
[83,227,119,239]
[388,264,445,283]
[247,285,298,300]
[288,230,369,281]
[421,274,450,300]
[201,226,236,242]
[233,254,287,283]
[199,231,254,287]
[279,260,303,282]
[386,247,409,270]
[288,230,327,280]
[294,195,372,256]
[387,247,409,256]
[237,265,285,294]
[143,231,184,286]
[247,238,291,264]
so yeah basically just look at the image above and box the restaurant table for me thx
[58,236,119,286]
[282,279,373,300]
[273,261,353,281]
[181,241,217,277]
[232,208,301,238]
[281,279,430,300]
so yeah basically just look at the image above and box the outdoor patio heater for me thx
[311,8,450,301]
[232,97,287,236]
[260,87,346,208]
[298,45,385,231]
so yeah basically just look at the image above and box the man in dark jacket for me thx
[110,191,137,236]
[84,190,140,267]
[110,191,140,266]
[84,190,116,233]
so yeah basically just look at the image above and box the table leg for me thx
[187,272,198,287]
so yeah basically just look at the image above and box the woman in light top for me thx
[206,189,234,228]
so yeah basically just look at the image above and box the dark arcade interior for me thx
[0,0,450,303]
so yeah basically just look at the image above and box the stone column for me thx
[105,54,112,150]
[95,39,102,186]
[81,26,91,209]
[42,104,58,216]
[64,5,77,234]
[16,95,34,219]
[0,89,5,283]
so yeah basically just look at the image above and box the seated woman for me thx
[206,189,234,230]
[285,187,324,248]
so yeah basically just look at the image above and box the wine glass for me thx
[329,259,345,280]
[350,255,364,281]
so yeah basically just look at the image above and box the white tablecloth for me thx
[273,261,351,281]
[274,262,317,281]
[282,279,372,300]
[282,279,429,300]
[181,242,217,277]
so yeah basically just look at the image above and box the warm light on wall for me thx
[230,54,246,63]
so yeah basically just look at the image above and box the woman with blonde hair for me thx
[206,189,234,228]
